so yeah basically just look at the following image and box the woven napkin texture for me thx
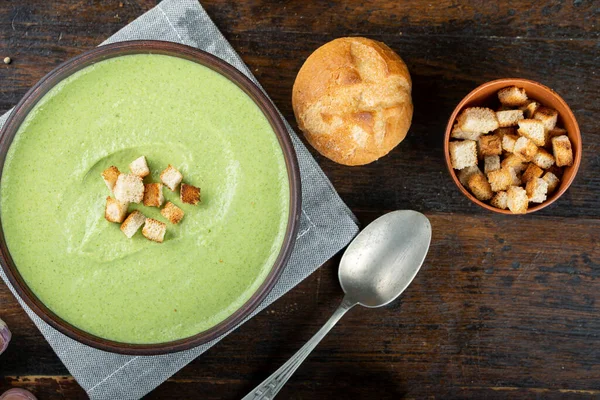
[0,0,359,398]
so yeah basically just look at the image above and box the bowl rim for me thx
[0,40,302,355]
[444,78,582,215]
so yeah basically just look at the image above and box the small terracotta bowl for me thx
[444,78,582,214]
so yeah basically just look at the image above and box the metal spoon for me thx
[243,210,432,399]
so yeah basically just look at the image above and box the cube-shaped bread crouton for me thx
[517,119,546,146]
[129,156,150,178]
[102,166,120,192]
[161,201,185,224]
[142,218,166,243]
[457,166,482,187]
[520,100,540,118]
[105,196,128,223]
[507,186,528,214]
[543,172,560,194]
[547,127,567,141]
[534,106,558,131]
[552,135,573,167]
[180,183,201,205]
[495,127,517,140]
[120,210,145,238]
[513,136,538,162]
[498,86,528,106]
[457,107,499,133]
[143,183,164,207]
[484,155,501,174]
[532,148,555,169]
[478,134,502,157]
[114,173,144,204]
[502,133,520,153]
[160,164,183,191]
[487,168,512,192]
[467,173,493,201]
[496,110,524,127]
[490,191,508,210]
[507,167,521,186]
[449,140,477,170]
[501,154,527,173]
[451,124,481,141]
[521,163,544,184]
[526,177,548,203]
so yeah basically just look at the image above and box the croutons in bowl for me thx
[444,78,581,214]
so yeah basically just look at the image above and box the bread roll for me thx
[292,37,413,166]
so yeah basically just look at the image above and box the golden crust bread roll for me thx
[292,37,413,166]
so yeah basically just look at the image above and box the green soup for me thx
[0,54,290,343]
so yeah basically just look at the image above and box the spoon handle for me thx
[242,297,355,400]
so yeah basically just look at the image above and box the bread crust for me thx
[292,37,412,166]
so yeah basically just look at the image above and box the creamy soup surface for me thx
[1,54,290,343]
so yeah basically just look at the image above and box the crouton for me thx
[526,178,548,203]
[449,140,478,170]
[498,86,528,106]
[161,201,185,224]
[490,191,508,210]
[543,172,560,194]
[457,166,482,186]
[129,156,150,178]
[477,134,502,157]
[484,155,501,174]
[545,127,567,148]
[501,154,527,173]
[105,196,128,223]
[467,173,493,201]
[495,127,517,137]
[520,100,540,118]
[120,210,145,238]
[496,110,524,127]
[160,164,183,191]
[451,124,482,141]
[521,163,544,184]
[513,136,538,162]
[142,218,166,243]
[507,186,528,214]
[502,133,520,153]
[552,135,574,167]
[534,106,558,131]
[487,168,512,192]
[507,167,521,186]
[532,148,555,169]
[143,183,164,207]
[457,107,499,133]
[495,127,517,147]
[547,127,567,140]
[101,166,120,192]
[180,183,201,205]
[517,119,546,146]
[478,134,502,157]
[113,173,144,204]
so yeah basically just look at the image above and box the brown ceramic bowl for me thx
[0,41,301,355]
[444,78,582,214]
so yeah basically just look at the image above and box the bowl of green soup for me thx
[0,41,301,354]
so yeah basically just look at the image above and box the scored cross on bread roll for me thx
[292,37,413,166]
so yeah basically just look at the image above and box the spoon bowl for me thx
[339,210,432,307]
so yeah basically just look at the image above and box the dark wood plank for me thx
[1,0,599,399]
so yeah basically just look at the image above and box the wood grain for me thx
[1,0,599,399]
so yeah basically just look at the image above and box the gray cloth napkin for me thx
[0,0,359,399]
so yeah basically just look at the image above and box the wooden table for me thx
[1,1,599,398]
